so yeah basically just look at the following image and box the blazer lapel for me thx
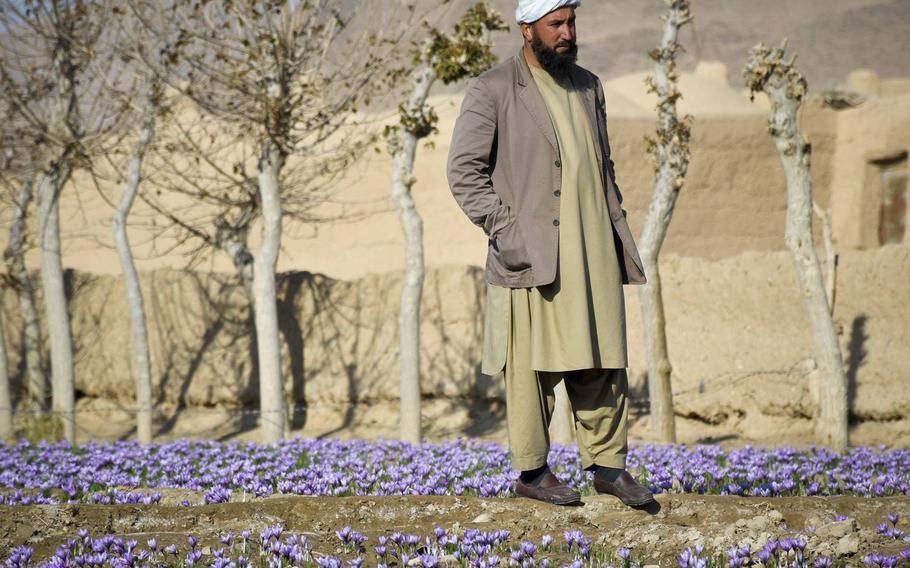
[514,51,559,153]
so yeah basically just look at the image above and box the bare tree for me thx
[386,2,507,444]
[134,0,405,443]
[637,0,692,443]
[0,0,124,442]
[109,87,160,444]
[1,87,44,432]
[139,115,261,296]
[1,153,46,412]
[745,41,848,451]
[89,4,183,445]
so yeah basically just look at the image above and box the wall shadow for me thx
[1,270,50,408]
[64,268,97,404]
[307,272,390,439]
[0,287,23,407]
[424,266,504,438]
[10,265,501,441]
[846,314,868,416]
[277,273,308,430]
[155,271,250,438]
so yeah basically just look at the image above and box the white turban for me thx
[515,0,581,24]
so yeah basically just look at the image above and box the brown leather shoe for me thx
[593,470,655,507]
[514,471,581,505]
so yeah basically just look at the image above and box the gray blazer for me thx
[446,49,646,288]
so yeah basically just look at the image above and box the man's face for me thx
[523,7,578,81]
[529,7,577,58]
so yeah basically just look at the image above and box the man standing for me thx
[446,0,655,507]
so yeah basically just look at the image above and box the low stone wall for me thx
[1,245,908,435]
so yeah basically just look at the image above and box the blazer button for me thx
[554,190,561,197]
[553,219,560,227]
[554,160,561,168]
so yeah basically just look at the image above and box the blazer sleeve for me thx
[595,78,624,206]
[446,77,512,238]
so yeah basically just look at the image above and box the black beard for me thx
[531,33,577,84]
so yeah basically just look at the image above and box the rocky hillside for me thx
[431,0,910,90]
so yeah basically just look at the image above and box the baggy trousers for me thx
[496,282,629,472]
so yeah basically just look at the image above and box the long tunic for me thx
[482,65,627,373]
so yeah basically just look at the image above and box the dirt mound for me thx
[3,494,909,565]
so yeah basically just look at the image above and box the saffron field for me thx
[1,439,909,566]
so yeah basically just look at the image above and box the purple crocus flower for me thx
[185,549,203,566]
[315,556,342,568]
[418,552,440,567]
[5,546,33,568]
[336,526,353,543]
[204,486,231,504]
[540,534,553,550]
[433,526,447,542]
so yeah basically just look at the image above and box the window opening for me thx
[875,152,908,245]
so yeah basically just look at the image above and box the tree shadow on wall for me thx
[64,268,98,405]
[141,268,393,441]
[1,269,51,408]
[304,271,399,439]
[277,272,308,431]
[423,266,505,438]
[0,287,24,407]
[154,270,254,438]
[846,314,868,419]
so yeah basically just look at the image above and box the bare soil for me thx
[3,493,909,565]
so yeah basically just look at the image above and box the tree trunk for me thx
[813,201,837,312]
[3,178,46,410]
[782,162,848,450]
[0,306,11,440]
[637,0,691,444]
[215,206,255,300]
[254,142,286,444]
[36,162,76,443]
[637,251,675,442]
[112,102,157,444]
[745,43,849,451]
[391,62,435,445]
